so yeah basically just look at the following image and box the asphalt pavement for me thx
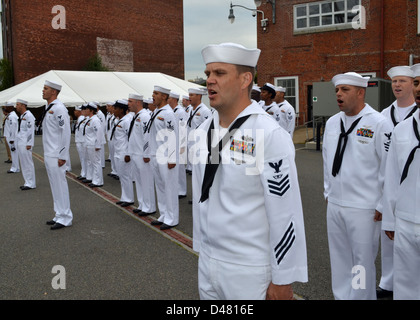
[0,131,383,301]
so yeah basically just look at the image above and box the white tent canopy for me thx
[0,70,207,108]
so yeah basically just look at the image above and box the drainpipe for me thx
[380,0,385,78]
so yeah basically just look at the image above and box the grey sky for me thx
[183,0,258,80]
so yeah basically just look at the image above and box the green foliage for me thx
[0,59,14,91]
[84,53,109,71]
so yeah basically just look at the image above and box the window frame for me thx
[293,0,362,34]
[274,76,299,113]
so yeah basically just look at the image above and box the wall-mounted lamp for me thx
[229,2,269,32]
[254,0,276,24]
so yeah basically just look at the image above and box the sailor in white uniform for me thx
[377,65,416,298]
[4,103,20,173]
[15,99,36,190]
[127,93,156,216]
[323,72,393,299]
[143,86,179,230]
[381,63,420,300]
[111,100,134,207]
[169,91,188,198]
[74,105,87,180]
[259,83,280,122]
[83,102,104,187]
[186,88,212,173]
[192,43,308,300]
[41,80,73,230]
[274,86,296,138]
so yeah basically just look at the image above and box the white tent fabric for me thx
[0,70,206,108]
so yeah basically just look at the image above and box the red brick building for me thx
[255,0,420,124]
[1,0,184,84]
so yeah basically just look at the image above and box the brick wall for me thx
[4,0,184,84]
[256,0,420,124]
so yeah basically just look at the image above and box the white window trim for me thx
[293,0,361,35]
[274,76,299,113]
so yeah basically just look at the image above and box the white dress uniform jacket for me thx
[323,104,393,210]
[381,101,417,127]
[75,115,87,177]
[276,100,296,138]
[17,110,36,188]
[192,101,308,286]
[174,105,189,196]
[382,109,420,231]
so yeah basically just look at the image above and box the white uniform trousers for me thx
[17,144,36,188]
[115,157,134,202]
[379,229,394,291]
[100,147,105,168]
[108,140,118,175]
[85,146,103,185]
[198,251,271,300]
[327,202,380,300]
[132,155,156,213]
[393,217,420,300]
[7,140,20,172]
[44,156,73,226]
[151,156,179,226]
[178,163,187,196]
[76,142,86,177]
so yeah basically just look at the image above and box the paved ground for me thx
[0,127,383,301]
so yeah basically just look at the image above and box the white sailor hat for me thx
[332,72,370,88]
[169,91,180,99]
[275,86,286,93]
[182,95,190,100]
[87,102,97,110]
[410,63,420,78]
[16,99,28,105]
[75,105,82,111]
[44,80,62,91]
[252,85,261,92]
[260,83,276,93]
[201,42,261,68]
[387,66,414,79]
[5,101,14,107]
[114,99,129,109]
[144,98,153,104]
[154,86,171,95]
[188,87,206,95]
[106,101,115,106]
[129,93,143,101]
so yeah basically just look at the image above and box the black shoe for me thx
[82,179,92,183]
[151,220,163,226]
[138,211,156,217]
[178,194,187,199]
[105,159,111,162]
[133,209,142,214]
[160,223,177,230]
[120,202,134,207]
[77,176,86,180]
[50,223,66,230]
[116,201,124,205]
[188,200,193,204]
[46,220,56,225]
[7,170,17,173]
[4,159,12,163]
[21,186,35,190]
[376,287,393,299]
[88,183,103,188]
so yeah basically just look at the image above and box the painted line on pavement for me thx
[32,152,197,256]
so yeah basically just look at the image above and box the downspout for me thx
[380,0,385,78]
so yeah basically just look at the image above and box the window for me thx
[274,76,299,113]
[294,0,361,34]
